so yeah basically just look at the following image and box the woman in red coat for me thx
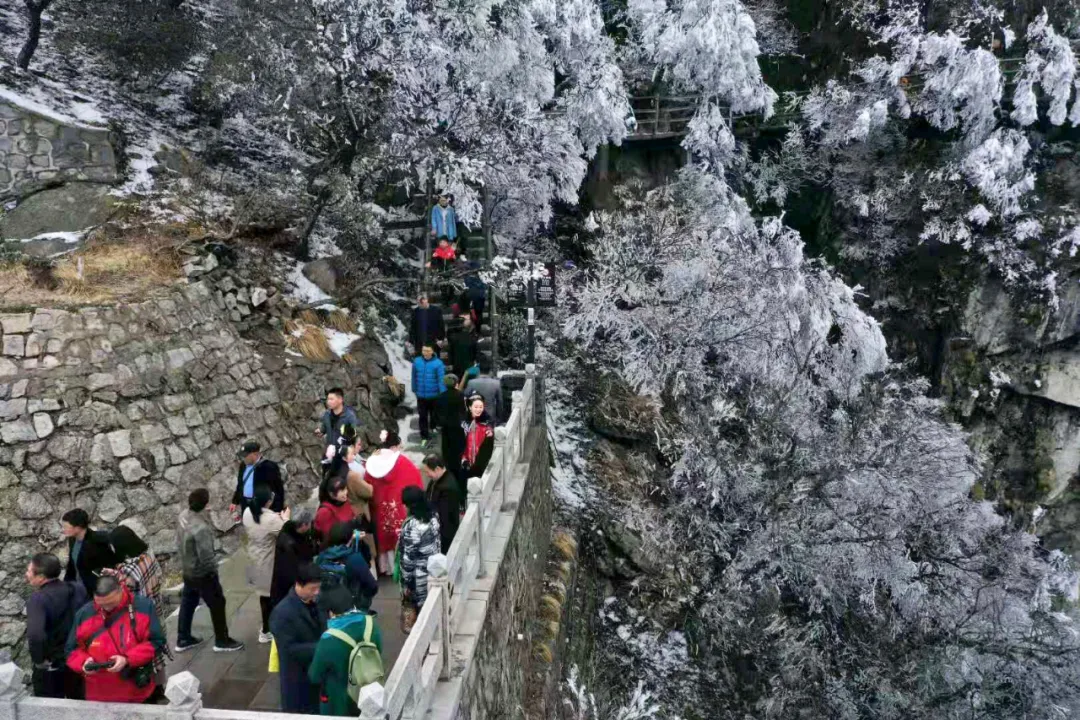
[462,393,495,482]
[365,430,423,574]
[314,473,356,550]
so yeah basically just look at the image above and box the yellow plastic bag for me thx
[268,638,279,673]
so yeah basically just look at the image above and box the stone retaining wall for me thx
[0,268,397,661]
[0,98,117,200]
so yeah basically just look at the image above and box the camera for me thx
[83,660,114,672]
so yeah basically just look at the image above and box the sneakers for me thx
[174,636,204,653]
[213,638,245,653]
[258,631,273,644]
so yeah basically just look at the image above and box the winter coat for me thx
[270,589,325,714]
[232,458,285,511]
[426,471,461,554]
[430,204,457,240]
[314,501,357,550]
[26,579,88,667]
[447,329,478,377]
[308,610,383,717]
[410,306,446,351]
[365,451,424,553]
[462,415,495,480]
[464,377,502,422]
[320,407,360,455]
[65,587,165,703]
[271,523,319,609]
[103,550,167,673]
[438,388,468,477]
[176,509,217,580]
[346,460,374,522]
[412,355,446,400]
[243,507,286,597]
[464,274,486,302]
[315,544,378,609]
[432,243,456,262]
[64,529,117,598]
[399,515,442,608]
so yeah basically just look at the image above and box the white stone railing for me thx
[0,374,539,720]
[362,372,538,719]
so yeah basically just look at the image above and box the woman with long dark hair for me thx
[315,467,356,551]
[461,393,495,481]
[243,484,289,643]
[105,525,167,683]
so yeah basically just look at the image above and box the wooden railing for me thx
[359,374,539,719]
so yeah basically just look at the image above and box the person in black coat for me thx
[421,455,461,553]
[60,508,116,599]
[25,553,87,699]
[230,440,285,516]
[410,294,446,354]
[270,510,319,610]
[437,376,468,490]
[269,564,326,714]
[447,317,478,378]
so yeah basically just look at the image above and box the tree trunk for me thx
[296,192,330,262]
[16,0,51,71]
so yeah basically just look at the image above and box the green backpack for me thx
[325,620,384,703]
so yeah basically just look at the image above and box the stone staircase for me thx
[386,206,493,451]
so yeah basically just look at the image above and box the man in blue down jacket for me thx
[412,343,446,445]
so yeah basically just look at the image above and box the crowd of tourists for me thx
[23,225,501,714]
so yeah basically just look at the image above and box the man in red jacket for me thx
[65,575,166,703]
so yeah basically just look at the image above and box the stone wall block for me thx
[0,420,36,444]
[0,315,31,334]
[31,414,53,439]
[0,400,26,421]
[1,336,24,358]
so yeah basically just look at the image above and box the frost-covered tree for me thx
[746,0,1080,296]
[215,0,629,255]
[562,168,1080,716]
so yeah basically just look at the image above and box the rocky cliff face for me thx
[0,256,398,658]
[945,277,1080,550]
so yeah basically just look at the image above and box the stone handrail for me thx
[362,373,537,719]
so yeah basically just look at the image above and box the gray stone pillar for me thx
[165,671,203,720]
[468,476,487,577]
[357,682,387,719]
[0,663,26,720]
[428,553,451,681]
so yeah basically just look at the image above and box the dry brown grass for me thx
[298,309,322,326]
[385,375,404,398]
[538,595,562,622]
[285,323,335,362]
[0,236,183,308]
[552,530,578,561]
[532,642,553,664]
[324,309,356,333]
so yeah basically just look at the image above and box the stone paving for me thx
[163,549,407,711]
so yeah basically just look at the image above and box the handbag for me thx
[268,639,279,672]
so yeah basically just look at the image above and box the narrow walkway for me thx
[163,551,408,711]
[165,323,428,710]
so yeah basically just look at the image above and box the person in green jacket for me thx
[308,585,383,716]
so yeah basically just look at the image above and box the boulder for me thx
[301,258,342,295]
[0,183,118,255]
